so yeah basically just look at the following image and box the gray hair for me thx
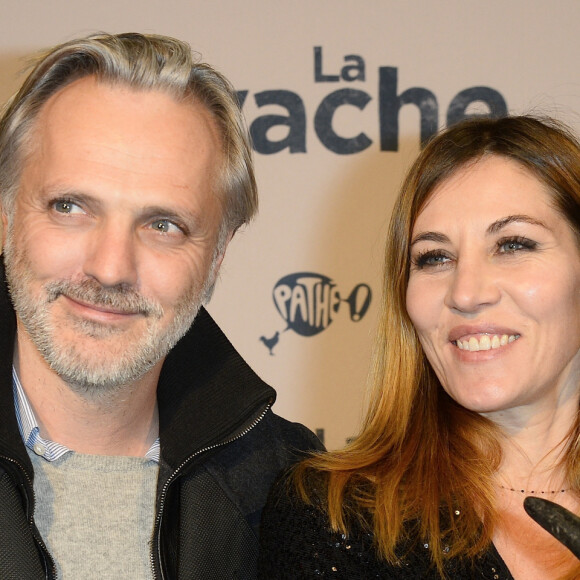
[0,32,258,243]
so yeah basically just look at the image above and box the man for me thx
[0,33,321,579]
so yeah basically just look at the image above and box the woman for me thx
[258,116,580,579]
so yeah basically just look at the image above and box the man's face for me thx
[2,76,227,397]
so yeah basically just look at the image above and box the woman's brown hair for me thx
[294,115,580,575]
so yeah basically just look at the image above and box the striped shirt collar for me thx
[12,367,160,463]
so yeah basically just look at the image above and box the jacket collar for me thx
[156,306,276,468]
[0,259,23,469]
[0,258,276,471]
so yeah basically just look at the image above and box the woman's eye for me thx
[412,251,451,269]
[500,241,523,252]
[497,236,537,254]
[151,219,182,234]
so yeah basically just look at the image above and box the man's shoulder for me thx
[207,408,323,477]
[183,409,323,538]
[258,409,325,457]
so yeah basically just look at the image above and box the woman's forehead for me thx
[413,156,554,230]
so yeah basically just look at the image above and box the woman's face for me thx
[406,155,580,418]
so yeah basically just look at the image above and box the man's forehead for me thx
[35,75,219,146]
[15,76,225,221]
[28,76,222,172]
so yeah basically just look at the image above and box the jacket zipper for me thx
[150,401,272,580]
[0,454,57,579]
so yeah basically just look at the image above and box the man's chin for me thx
[66,320,128,340]
[38,335,161,396]
[49,357,158,399]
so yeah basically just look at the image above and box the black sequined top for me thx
[258,479,514,579]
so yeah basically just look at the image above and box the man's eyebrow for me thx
[42,187,98,202]
[40,187,105,209]
[410,231,450,247]
[487,214,549,235]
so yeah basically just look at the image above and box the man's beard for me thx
[3,228,213,401]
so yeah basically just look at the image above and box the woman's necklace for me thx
[499,484,568,495]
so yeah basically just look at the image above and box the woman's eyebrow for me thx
[410,215,551,247]
[410,231,450,247]
[487,214,548,235]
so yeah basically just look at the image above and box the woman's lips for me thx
[454,333,520,352]
[448,325,521,352]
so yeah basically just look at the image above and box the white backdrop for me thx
[0,1,579,448]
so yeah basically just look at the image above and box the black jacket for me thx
[0,263,322,579]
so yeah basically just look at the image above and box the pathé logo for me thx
[259,272,371,355]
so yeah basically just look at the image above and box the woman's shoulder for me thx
[258,467,383,579]
[258,466,513,579]
[258,467,433,579]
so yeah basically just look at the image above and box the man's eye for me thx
[151,219,181,234]
[53,200,83,214]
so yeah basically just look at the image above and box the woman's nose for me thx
[444,258,501,313]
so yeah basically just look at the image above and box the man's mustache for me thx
[45,278,164,318]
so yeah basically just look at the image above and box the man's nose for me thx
[444,258,500,313]
[82,222,138,288]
